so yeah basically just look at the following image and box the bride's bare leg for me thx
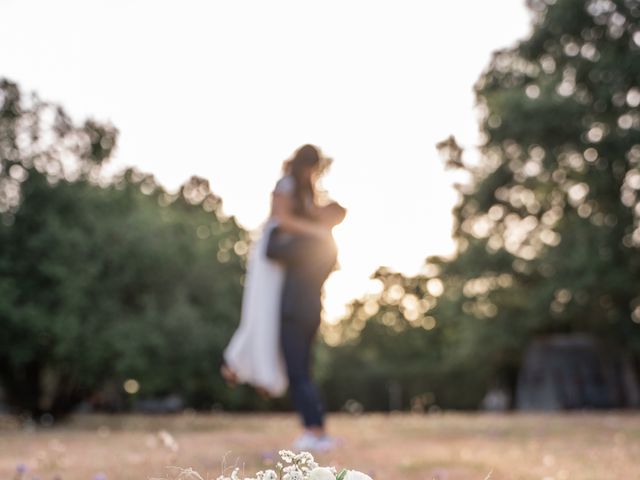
[220,362,238,386]
[255,386,271,399]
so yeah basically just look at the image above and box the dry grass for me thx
[1,412,639,480]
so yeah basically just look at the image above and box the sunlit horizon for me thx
[0,0,533,321]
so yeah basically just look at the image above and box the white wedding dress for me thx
[223,219,289,397]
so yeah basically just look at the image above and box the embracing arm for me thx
[271,192,328,237]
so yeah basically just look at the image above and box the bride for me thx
[221,144,331,397]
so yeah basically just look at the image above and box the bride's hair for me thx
[282,144,324,217]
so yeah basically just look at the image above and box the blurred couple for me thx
[221,144,346,452]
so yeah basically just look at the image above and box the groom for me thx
[269,202,346,450]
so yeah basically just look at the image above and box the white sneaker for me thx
[293,432,319,451]
[314,435,338,452]
[292,432,338,453]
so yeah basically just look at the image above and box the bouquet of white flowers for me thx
[216,451,372,480]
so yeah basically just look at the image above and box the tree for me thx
[0,79,255,415]
[455,0,640,358]
[322,0,640,409]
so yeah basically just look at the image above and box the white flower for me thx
[294,452,316,466]
[262,470,277,480]
[344,471,372,480]
[215,450,369,480]
[308,467,336,480]
[279,450,295,463]
[283,470,304,480]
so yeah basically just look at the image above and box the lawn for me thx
[1,413,639,480]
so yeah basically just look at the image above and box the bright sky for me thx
[1,0,532,320]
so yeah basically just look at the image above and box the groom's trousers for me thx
[278,234,337,428]
[281,306,324,428]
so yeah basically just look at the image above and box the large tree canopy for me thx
[0,79,257,415]
[322,0,640,410]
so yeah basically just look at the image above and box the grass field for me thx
[1,413,639,480]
